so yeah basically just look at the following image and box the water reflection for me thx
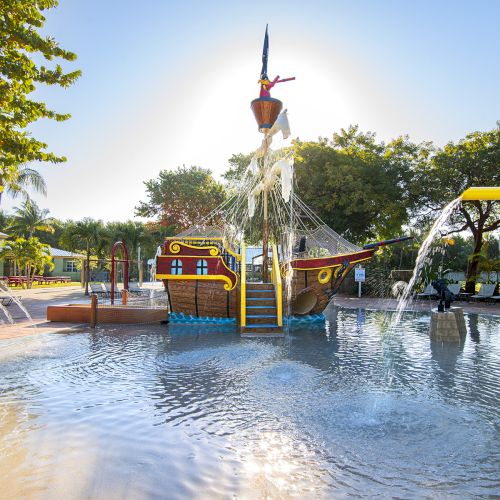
[0,308,498,498]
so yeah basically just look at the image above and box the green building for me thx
[0,233,84,281]
[49,248,85,281]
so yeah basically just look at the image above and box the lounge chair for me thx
[0,295,20,306]
[104,283,121,297]
[128,282,149,296]
[416,284,437,299]
[471,284,496,301]
[447,283,461,297]
[90,283,107,296]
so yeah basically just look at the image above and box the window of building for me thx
[63,259,78,273]
[171,259,183,275]
[196,259,208,275]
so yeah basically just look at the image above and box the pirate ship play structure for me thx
[155,27,412,337]
[45,29,498,330]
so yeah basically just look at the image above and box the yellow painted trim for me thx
[158,253,239,288]
[272,244,283,327]
[169,241,219,256]
[222,239,242,261]
[165,237,241,261]
[166,237,224,240]
[241,242,246,327]
[158,255,223,259]
[155,273,237,291]
[291,262,341,272]
[318,268,333,284]
[333,266,343,278]
[461,187,500,201]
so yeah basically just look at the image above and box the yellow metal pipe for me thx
[461,187,500,201]
[240,243,246,327]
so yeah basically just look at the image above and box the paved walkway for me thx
[333,295,500,316]
[0,287,498,341]
[0,286,89,340]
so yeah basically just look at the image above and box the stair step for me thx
[241,323,284,336]
[246,298,275,306]
[244,323,280,329]
[247,316,278,325]
[246,290,274,298]
[246,314,277,318]
[246,306,277,314]
[246,283,274,290]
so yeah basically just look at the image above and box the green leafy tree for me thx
[135,166,227,232]
[35,217,65,247]
[0,209,11,232]
[0,0,81,189]
[293,126,419,242]
[413,128,500,292]
[61,218,103,295]
[0,165,47,205]
[0,236,53,288]
[222,153,254,188]
[8,199,54,237]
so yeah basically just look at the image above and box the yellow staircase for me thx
[240,244,284,338]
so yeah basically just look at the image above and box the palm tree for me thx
[0,237,54,289]
[61,218,103,295]
[0,165,47,205]
[8,200,55,238]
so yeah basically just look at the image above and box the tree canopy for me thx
[8,199,54,238]
[0,236,53,288]
[412,127,500,290]
[61,218,103,294]
[135,166,227,233]
[0,0,81,173]
[293,126,423,242]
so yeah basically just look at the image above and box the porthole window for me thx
[196,259,208,275]
[171,259,183,275]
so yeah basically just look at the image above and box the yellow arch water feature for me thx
[461,187,500,200]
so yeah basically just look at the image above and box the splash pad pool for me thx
[1,305,499,497]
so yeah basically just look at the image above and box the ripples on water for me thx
[0,306,499,498]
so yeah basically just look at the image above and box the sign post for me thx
[355,266,365,298]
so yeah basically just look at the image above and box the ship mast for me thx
[262,180,270,282]
[250,26,294,282]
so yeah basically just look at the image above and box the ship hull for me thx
[165,280,238,319]
[161,246,375,320]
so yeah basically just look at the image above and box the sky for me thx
[4,0,500,221]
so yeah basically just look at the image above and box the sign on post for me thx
[355,267,365,283]
[355,266,365,298]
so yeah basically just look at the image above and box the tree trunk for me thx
[465,232,483,294]
[85,244,90,296]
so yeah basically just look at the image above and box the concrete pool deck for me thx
[332,295,500,316]
[0,286,498,340]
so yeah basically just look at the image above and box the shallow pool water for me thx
[0,306,499,498]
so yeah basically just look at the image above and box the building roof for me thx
[50,247,85,258]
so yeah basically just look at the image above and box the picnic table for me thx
[7,275,73,286]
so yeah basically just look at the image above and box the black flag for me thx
[260,25,269,79]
